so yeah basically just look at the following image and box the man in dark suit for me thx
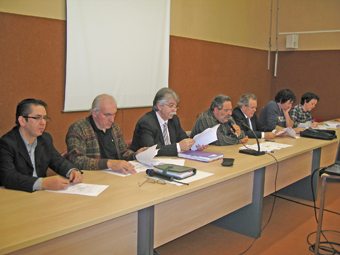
[0,99,82,192]
[232,93,277,139]
[131,88,207,156]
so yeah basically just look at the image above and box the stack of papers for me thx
[324,121,340,128]
[178,150,224,163]
[191,124,220,150]
[239,142,292,152]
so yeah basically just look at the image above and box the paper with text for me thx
[46,183,108,196]
[191,124,220,150]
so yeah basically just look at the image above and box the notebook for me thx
[321,142,340,176]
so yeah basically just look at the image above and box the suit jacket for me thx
[131,110,188,156]
[0,126,76,192]
[232,107,273,138]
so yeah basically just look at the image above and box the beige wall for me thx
[1,0,339,51]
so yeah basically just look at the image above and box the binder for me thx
[155,164,196,179]
[178,150,224,163]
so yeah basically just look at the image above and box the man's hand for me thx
[107,160,136,175]
[275,130,286,137]
[136,147,148,155]
[239,136,248,144]
[264,132,276,140]
[41,176,69,190]
[196,144,209,151]
[232,124,242,136]
[310,122,318,128]
[179,138,195,151]
[69,170,83,184]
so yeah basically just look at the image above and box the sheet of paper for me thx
[100,161,149,177]
[46,183,108,196]
[146,170,214,186]
[100,158,186,177]
[151,158,185,166]
[314,125,328,130]
[239,142,293,152]
[136,144,159,167]
[324,121,340,128]
[286,127,297,138]
[191,124,220,151]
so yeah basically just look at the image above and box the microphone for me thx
[239,121,264,156]
[146,169,189,185]
[146,169,174,181]
[227,118,238,136]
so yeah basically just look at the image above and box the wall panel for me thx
[0,12,339,153]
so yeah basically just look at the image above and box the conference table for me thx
[1,129,339,255]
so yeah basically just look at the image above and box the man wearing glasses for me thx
[232,93,277,140]
[0,99,83,192]
[190,94,248,146]
[131,87,205,156]
[66,94,146,174]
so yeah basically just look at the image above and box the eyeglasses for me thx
[138,178,166,187]
[223,109,233,113]
[165,104,180,110]
[23,115,51,122]
[246,106,257,111]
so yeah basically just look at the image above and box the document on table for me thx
[100,158,186,177]
[324,121,340,128]
[191,124,220,151]
[147,170,214,186]
[314,125,328,130]
[239,142,293,152]
[46,183,108,196]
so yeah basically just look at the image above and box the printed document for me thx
[46,183,108,196]
[191,124,220,150]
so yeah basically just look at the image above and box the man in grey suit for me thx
[131,88,206,156]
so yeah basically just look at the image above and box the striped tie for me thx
[247,118,252,130]
[163,122,170,145]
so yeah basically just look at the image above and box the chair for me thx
[314,173,340,254]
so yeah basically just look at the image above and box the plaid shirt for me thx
[289,104,313,128]
[66,116,135,170]
[190,109,245,146]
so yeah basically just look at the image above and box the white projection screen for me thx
[64,0,170,111]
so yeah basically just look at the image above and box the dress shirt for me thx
[156,112,181,152]
[240,110,265,139]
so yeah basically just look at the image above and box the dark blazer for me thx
[0,126,76,192]
[131,110,188,156]
[232,107,273,138]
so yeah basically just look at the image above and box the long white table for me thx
[1,131,338,255]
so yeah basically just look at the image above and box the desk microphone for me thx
[239,121,265,156]
[146,169,189,185]
[227,118,238,136]
[146,169,173,181]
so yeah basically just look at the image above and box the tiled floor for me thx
[156,178,340,255]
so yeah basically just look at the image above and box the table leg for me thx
[211,167,265,238]
[138,206,154,255]
[278,148,320,201]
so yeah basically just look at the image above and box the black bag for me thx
[300,129,337,140]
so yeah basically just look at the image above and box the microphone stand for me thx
[239,121,265,156]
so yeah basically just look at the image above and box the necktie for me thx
[247,118,253,130]
[163,122,170,145]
